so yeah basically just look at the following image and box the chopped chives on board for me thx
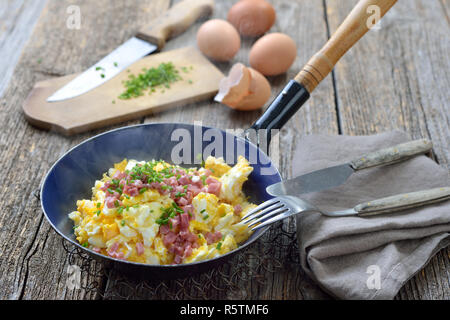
[118,62,192,100]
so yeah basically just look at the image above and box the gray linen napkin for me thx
[292,131,450,300]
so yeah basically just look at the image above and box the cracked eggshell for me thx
[234,68,271,110]
[214,64,271,111]
[214,63,251,108]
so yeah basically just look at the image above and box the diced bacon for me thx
[109,242,119,252]
[116,251,125,259]
[187,184,202,197]
[107,242,121,258]
[105,189,120,198]
[183,244,192,258]
[133,179,143,188]
[112,170,127,180]
[180,213,190,231]
[234,204,242,215]
[149,182,160,189]
[136,242,144,256]
[184,191,193,203]
[159,224,170,235]
[205,231,222,245]
[165,176,178,187]
[100,181,110,191]
[169,216,180,230]
[174,185,185,193]
[173,255,183,264]
[123,184,139,197]
[206,177,218,185]
[207,182,221,196]
[178,175,190,185]
[105,196,121,209]
[177,197,189,206]
[191,241,199,249]
[183,204,194,216]
[203,169,212,177]
[163,231,177,247]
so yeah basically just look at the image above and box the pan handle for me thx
[249,0,398,145]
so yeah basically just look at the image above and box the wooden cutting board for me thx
[23,46,224,135]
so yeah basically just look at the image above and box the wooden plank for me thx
[101,0,337,300]
[23,47,224,135]
[0,0,47,97]
[0,0,170,299]
[325,0,450,300]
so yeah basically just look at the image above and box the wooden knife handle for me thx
[355,187,450,216]
[136,0,214,50]
[350,139,433,170]
[294,0,397,93]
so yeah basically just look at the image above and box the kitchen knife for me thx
[47,0,214,102]
[266,139,433,196]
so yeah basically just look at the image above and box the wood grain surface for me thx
[0,0,448,300]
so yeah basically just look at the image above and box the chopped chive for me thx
[118,62,183,100]
[216,242,222,250]
[139,187,147,194]
[175,191,186,198]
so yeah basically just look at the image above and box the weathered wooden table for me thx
[0,0,448,300]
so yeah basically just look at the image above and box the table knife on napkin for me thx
[47,0,214,102]
[266,139,433,196]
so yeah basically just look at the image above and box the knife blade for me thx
[266,139,433,196]
[47,0,214,102]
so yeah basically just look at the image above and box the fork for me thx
[241,187,450,231]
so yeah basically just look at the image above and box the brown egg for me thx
[249,32,297,76]
[214,64,271,111]
[196,19,241,61]
[227,0,276,37]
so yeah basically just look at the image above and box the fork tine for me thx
[250,208,293,231]
[240,198,281,220]
[246,207,290,228]
[241,201,284,225]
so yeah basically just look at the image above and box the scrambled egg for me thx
[69,156,256,265]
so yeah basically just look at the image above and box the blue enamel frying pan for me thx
[40,0,397,278]
[41,122,283,278]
